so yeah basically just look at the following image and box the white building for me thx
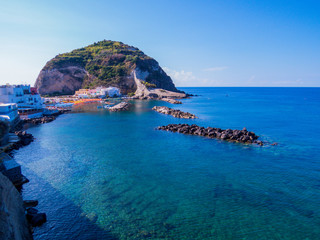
[99,87,120,97]
[0,84,43,109]
[0,84,24,105]
[74,86,121,98]
[0,103,20,127]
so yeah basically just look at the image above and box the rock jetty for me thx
[152,106,197,119]
[157,124,264,145]
[12,110,70,131]
[109,102,131,112]
[23,116,56,125]
[161,98,182,104]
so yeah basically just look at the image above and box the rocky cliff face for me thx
[133,69,186,99]
[0,173,32,240]
[35,40,180,96]
[35,66,86,95]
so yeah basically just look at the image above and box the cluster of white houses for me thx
[0,84,43,185]
[75,86,120,98]
[0,84,122,184]
[0,84,43,127]
[0,85,122,127]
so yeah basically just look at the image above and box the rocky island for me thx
[109,102,131,112]
[161,98,182,104]
[35,40,186,99]
[153,106,197,119]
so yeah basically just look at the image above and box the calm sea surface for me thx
[15,87,320,239]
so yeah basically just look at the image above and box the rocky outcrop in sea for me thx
[132,70,186,99]
[152,106,197,119]
[109,102,132,112]
[161,98,182,104]
[157,124,264,145]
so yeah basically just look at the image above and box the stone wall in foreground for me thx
[0,172,32,240]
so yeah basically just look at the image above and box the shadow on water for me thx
[20,166,118,240]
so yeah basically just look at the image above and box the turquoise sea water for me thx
[15,87,320,239]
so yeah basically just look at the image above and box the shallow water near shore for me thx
[15,87,320,239]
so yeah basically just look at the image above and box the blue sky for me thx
[0,0,319,87]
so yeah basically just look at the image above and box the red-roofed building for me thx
[30,87,38,95]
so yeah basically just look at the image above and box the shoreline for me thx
[0,109,72,235]
[9,94,274,239]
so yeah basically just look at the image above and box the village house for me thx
[0,84,44,119]
[74,87,121,98]
[74,89,89,98]
[0,84,43,109]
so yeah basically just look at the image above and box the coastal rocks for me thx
[161,98,182,104]
[44,109,71,116]
[12,110,69,132]
[14,131,34,147]
[8,131,34,150]
[26,208,47,227]
[0,172,33,240]
[23,116,56,125]
[152,106,197,119]
[109,102,132,112]
[4,131,34,153]
[157,124,263,145]
[18,110,70,128]
[133,69,186,99]
[23,200,38,209]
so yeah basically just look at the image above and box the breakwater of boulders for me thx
[153,106,197,119]
[157,124,265,145]
[12,110,71,131]
[23,116,56,125]
[23,109,71,125]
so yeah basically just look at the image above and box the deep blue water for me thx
[14,87,320,239]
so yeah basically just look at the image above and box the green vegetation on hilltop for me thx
[45,40,154,88]
[37,39,179,95]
